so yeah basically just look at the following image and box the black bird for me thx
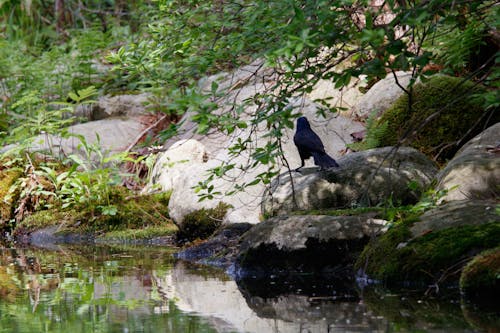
[293,116,339,171]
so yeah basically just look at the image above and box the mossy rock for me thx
[0,168,23,227]
[14,188,176,240]
[355,218,500,287]
[460,247,500,299]
[176,202,231,243]
[374,75,498,162]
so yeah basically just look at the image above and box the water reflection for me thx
[0,245,496,333]
[0,246,217,333]
[170,261,388,332]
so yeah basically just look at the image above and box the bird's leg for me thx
[295,159,305,172]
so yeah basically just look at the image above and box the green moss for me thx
[370,75,498,162]
[356,221,500,286]
[98,225,178,241]
[91,190,172,231]
[356,221,413,281]
[0,168,23,226]
[15,209,85,233]
[460,247,500,298]
[292,207,383,217]
[14,189,176,239]
[177,202,231,243]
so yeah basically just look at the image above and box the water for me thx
[0,245,496,333]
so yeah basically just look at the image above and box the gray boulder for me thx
[239,215,388,252]
[306,76,365,114]
[234,214,388,278]
[75,93,152,120]
[145,60,365,225]
[3,93,153,158]
[174,223,253,268]
[353,71,413,119]
[27,117,146,157]
[356,199,500,286]
[437,123,500,202]
[263,146,438,216]
[410,200,500,238]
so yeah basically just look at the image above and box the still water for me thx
[0,245,496,333]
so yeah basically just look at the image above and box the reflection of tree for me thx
[0,266,19,302]
[0,246,218,333]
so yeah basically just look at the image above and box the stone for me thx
[174,223,253,268]
[28,117,147,157]
[306,76,365,115]
[355,200,500,286]
[263,146,438,216]
[410,200,499,238]
[233,214,388,278]
[144,139,208,193]
[437,123,500,202]
[460,248,500,300]
[75,93,152,120]
[353,71,412,118]
[145,62,365,224]
[239,215,388,252]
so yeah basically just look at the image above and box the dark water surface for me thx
[0,245,496,333]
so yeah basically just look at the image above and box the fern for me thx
[347,111,389,151]
[427,19,487,73]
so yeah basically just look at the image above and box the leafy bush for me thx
[108,0,500,195]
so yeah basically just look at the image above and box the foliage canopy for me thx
[107,0,499,194]
[0,0,498,212]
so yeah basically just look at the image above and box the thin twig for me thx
[125,114,167,153]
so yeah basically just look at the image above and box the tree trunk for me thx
[55,0,65,35]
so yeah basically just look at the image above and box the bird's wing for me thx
[294,128,326,153]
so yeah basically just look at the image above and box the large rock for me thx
[28,117,147,157]
[234,214,388,278]
[355,200,500,286]
[410,200,499,238]
[437,123,500,202]
[75,93,152,120]
[174,223,253,268]
[143,139,208,193]
[353,71,412,118]
[306,76,365,114]
[263,146,438,216]
[460,248,500,301]
[146,61,365,224]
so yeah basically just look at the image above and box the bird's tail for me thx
[312,152,339,169]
